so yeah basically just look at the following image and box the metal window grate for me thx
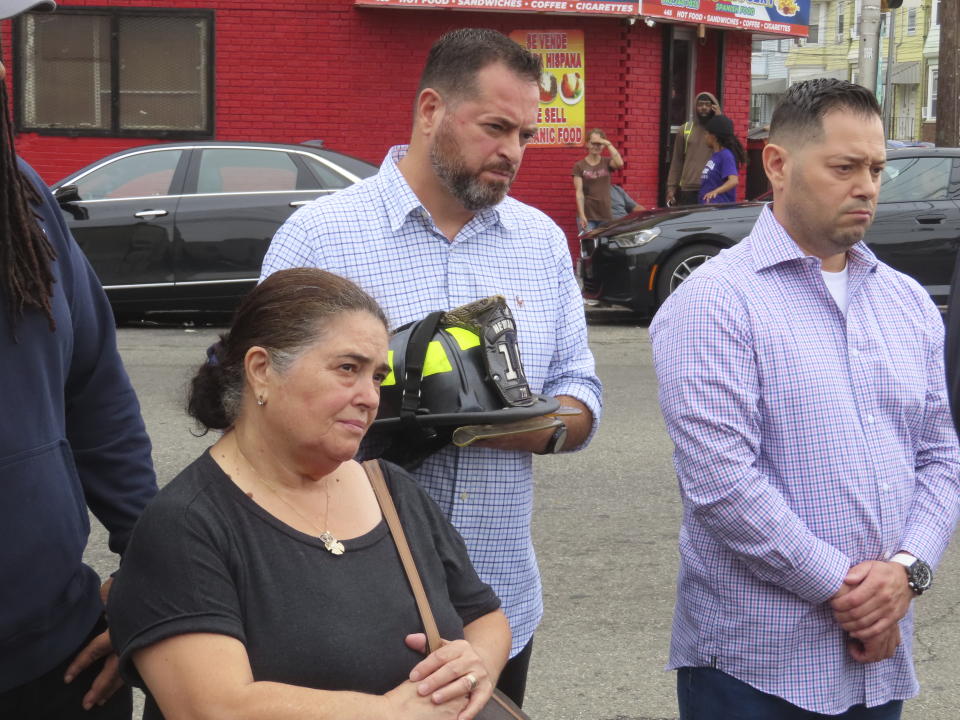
[21,13,110,130]
[118,15,208,131]
[18,10,211,136]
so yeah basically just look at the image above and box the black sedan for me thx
[52,141,377,321]
[581,148,960,316]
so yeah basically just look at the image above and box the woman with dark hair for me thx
[107,267,510,720]
[698,114,748,204]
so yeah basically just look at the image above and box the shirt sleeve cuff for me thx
[780,540,851,605]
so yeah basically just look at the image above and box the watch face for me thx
[911,561,933,592]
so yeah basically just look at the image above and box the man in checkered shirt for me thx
[261,29,601,707]
[652,79,960,719]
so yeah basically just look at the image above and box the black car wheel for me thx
[657,244,721,303]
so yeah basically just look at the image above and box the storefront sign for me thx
[509,30,585,147]
[640,0,810,37]
[354,0,639,15]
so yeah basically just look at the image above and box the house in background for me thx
[920,0,941,142]
[751,0,941,142]
[750,36,789,128]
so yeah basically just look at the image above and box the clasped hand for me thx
[62,579,125,710]
[830,560,913,663]
[384,634,492,720]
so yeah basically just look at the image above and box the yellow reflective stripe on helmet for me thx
[444,326,480,350]
[382,350,396,386]
[422,340,453,376]
[380,341,454,388]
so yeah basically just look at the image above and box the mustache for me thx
[482,160,516,178]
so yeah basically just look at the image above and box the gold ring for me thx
[465,673,478,691]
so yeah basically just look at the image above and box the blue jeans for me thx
[677,667,903,720]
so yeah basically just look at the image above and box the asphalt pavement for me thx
[80,314,960,719]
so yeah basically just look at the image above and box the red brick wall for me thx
[4,1,751,253]
[621,22,663,213]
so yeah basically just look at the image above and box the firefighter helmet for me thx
[367,296,559,466]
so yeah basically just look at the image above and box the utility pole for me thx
[937,0,959,146]
[858,0,883,92]
[882,9,896,136]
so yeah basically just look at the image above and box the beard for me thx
[696,108,715,126]
[430,118,515,211]
[782,167,875,255]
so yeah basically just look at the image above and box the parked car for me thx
[51,141,377,321]
[580,148,960,316]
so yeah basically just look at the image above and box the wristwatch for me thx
[891,552,933,595]
[539,423,567,455]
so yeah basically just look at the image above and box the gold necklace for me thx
[236,444,345,556]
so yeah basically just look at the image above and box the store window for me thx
[16,9,213,137]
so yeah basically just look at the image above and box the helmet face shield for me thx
[368,296,560,467]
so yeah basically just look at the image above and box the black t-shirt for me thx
[108,452,499,718]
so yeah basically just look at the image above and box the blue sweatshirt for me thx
[0,160,157,692]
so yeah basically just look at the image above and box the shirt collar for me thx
[377,145,513,235]
[749,203,879,274]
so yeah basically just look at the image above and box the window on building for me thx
[907,8,917,34]
[802,3,826,45]
[16,9,213,137]
[932,0,940,26]
[852,0,862,38]
[926,66,938,119]
[836,1,846,42]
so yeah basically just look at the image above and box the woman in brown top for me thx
[572,128,624,232]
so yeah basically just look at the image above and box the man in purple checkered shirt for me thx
[651,79,960,719]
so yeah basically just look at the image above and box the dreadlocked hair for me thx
[1,81,57,335]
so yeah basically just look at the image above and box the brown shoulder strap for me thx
[362,459,442,654]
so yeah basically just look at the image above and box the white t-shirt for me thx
[821,263,849,316]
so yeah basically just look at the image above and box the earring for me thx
[257,395,265,407]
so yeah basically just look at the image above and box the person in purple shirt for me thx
[697,114,746,204]
[652,79,960,719]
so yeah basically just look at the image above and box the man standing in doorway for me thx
[652,78,960,719]
[261,28,602,707]
[665,91,720,206]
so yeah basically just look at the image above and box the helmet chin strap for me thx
[397,311,444,444]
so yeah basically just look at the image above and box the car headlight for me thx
[607,227,661,249]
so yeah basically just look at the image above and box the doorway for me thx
[658,26,697,207]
